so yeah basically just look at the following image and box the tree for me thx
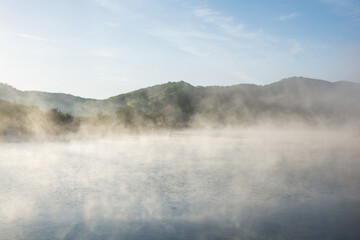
[47,108,73,125]
[116,106,135,126]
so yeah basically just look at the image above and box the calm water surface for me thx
[0,129,359,239]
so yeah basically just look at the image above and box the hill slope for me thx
[0,83,96,114]
[1,77,359,126]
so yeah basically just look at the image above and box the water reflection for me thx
[0,129,359,239]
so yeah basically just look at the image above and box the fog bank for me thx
[0,128,359,239]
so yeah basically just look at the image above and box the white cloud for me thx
[277,12,298,21]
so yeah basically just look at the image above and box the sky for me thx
[0,0,359,99]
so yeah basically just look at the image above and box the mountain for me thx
[1,77,359,126]
[0,83,96,114]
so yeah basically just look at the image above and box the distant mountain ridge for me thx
[1,77,359,125]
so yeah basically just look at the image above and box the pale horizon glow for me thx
[0,0,359,99]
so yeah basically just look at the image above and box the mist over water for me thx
[1,128,360,239]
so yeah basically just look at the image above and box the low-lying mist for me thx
[1,128,359,239]
[1,78,360,140]
[1,100,359,142]
[1,78,359,239]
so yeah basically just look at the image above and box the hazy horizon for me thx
[1,0,359,98]
[1,76,357,100]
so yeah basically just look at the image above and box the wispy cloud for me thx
[194,8,233,23]
[149,28,212,56]
[193,8,264,41]
[322,0,360,22]
[88,49,116,58]
[93,0,120,12]
[149,7,299,59]
[277,12,298,21]
[15,33,49,41]
[0,30,54,41]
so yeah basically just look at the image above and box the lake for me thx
[1,128,360,239]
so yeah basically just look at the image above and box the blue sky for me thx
[0,0,359,98]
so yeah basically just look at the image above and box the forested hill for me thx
[0,83,95,114]
[1,77,360,127]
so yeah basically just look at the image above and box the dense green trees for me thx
[116,106,135,126]
[0,100,29,136]
[115,106,169,128]
[47,108,74,125]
